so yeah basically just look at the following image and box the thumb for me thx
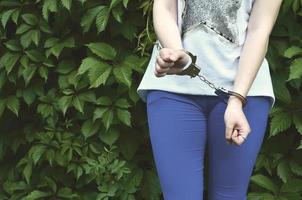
[225,125,235,144]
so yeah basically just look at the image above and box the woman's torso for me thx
[136,0,275,109]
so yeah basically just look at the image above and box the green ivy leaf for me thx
[1,52,20,74]
[76,166,83,180]
[44,37,60,48]
[43,176,57,193]
[88,63,112,88]
[102,109,114,130]
[93,107,107,122]
[81,5,103,33]
[42,0,58,21]
[58,95,73,115]
[95,6,110,33]
[23,163,32,184]
[122,54,146,71]
[39,66,48,81]
[292,0,301,12]
[16,23,31,34]
[117,21,137,41]
[86,42,117,60]
[293,112,302,134]
[269,109,292,137]
[289,159,302,177]
[272,73,292,104]
[72,96,84,113]
[277,160,292,183]
[78,57,100,75]
[20,30,35,48]
[11,8,20,24]
[122,0,130,8]
[297,140,302,150]
[119,134,140,160]
[99,128,119,145]
[23,190,52,200]
[29,145,47,165]
[20,54,29,67]
[25,49,44,62]
[81,119,101,139]
[22,87,36,105]
[56,60,74,74]
[46,149,55,167]
[113,66,132,88]
[280,178,302,192]
[37,104,52,118]
[21,13,39,26]
[115,98,130,108]
[96,96,112,106]
[124,169,143,193]
[47,37,75,58]
[111,7,123,23]
[284,46,302,58]
[61,0,72,10]
[110,0,122,9]
[79,91,96,103]
[4,39,22,51]
[288,58,302,80]
[116,108,131,126]
[250,174,279,194]
[96,193,108,200]
[22,64,37,86]
[57,187,76,198]
[247,192,275,200]
[31,30,41,46]
[1,9,16,28]
[6,95,19,116]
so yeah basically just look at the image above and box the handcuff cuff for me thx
[154,41,247,107]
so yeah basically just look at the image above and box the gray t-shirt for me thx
[137,0,275,109]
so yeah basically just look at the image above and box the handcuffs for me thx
[154,41,247,107]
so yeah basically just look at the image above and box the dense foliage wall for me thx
[248,1,302,199]
[0,0,301,199]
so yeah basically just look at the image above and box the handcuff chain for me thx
[197,74,218,90]
[153,41,247,107]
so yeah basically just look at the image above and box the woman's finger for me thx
[155,63,169,73]
[166,66,183,75]
[225,124,235,144]
[157,55,174,68]
[231,129,248,146]
[154,70,166,77]
[231,129,241,146]
[159,48,173,62]
[169,50,184,62]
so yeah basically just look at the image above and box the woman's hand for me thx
[224,96,251,146]
[154,48,191,77]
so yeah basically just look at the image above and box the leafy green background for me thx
[0,0,301,199]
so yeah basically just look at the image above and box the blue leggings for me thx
[146,89,272,200]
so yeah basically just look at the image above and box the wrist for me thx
[227,95,243,107]
[226,88,247,107]
[227,93,248,108]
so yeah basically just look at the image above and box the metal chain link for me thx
[197,74,218,90]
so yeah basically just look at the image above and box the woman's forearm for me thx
[231,30,269,98]
[153,1,183,50]
[230,0,282,103]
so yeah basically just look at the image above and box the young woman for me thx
[137,0,283,199]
